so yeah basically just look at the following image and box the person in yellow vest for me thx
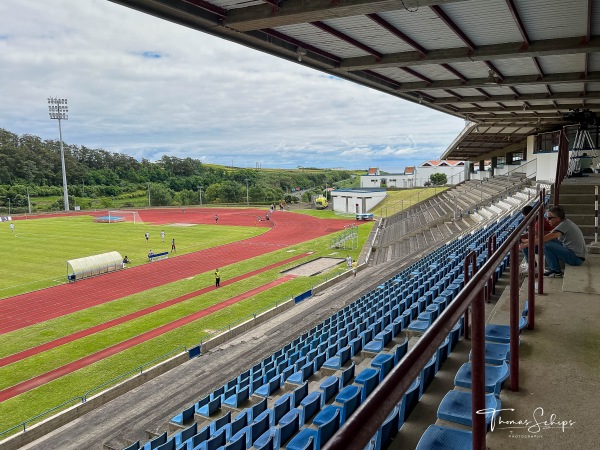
[215,268,221,287]
[352,260,357,277]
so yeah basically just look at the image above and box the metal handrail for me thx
[0,397,84,438]
[324,191,546,450]
[82,346,187,402]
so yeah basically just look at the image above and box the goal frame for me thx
[107,210,143,224]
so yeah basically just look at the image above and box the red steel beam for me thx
[366,13,428,57]
[183,0,227,18]
[430,5,476,52]
[311,21,382,60]
[400,67,433,85]
[441,63,468,84]
[505,0,530,48]
[260,28,341,64]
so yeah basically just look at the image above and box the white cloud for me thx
[0,0,465,170]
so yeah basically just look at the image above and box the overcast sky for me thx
[0,0,465,172]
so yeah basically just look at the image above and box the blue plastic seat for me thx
[142,438,167,450]
[177,426,209,450]
[286,409,339,450]
[193,427,226,450]
[419,355,437,397]
[299,391,322,424]
[171,404,195,426]
[314,351,326,371]
[255,409,300,449]
[437,390,500,427]
[224,385,250,408]
[436,336,451,370]
[255,375,282,398]
[354,368,380,401]
[454,362,509,395]
[485,317,527,343]
[287,362,314,385]
[290,382,309,408]
[322,346,351,370]
[273,395,292,426]
[230,411,248,438]
[223,428,248,450]
[398,378,420,428]
[332,385,361,424]
[363,328,393,354]
[197,396,221,418]
[173,423,197,448]
[244,397,268,422]
[369,405,399,450]
[349,336,363,356]
[319,375,340,405]
[470,342,511,365]
[394,340,408,364]
[370,353,395,382]
[415,424,472,450]
[209,411,231,436]
[340,362,355,387]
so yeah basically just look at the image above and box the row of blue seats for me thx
[414,293,530,447]
[126,209,524,450]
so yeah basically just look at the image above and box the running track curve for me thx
[0,209,356,334]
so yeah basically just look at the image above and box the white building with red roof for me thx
[360,160,470,188]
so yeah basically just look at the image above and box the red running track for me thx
[0,253,309,368]
[0,275,296,402]
[0,209,355,334]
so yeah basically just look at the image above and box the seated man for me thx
[519,205,554,272]
[122,256,130,268]
[521,206,586,277]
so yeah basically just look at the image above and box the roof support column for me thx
[491,156,498,177]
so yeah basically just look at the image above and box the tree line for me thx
[0,128,354,212]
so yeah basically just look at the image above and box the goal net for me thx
[107,210,143,224]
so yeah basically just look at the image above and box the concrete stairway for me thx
[557,178,600,242]
[370,175,535,266]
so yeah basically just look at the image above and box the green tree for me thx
[430,173,447,185]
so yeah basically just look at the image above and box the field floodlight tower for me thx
[48,97,70,211]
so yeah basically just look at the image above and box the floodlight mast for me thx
[48,97,70,211]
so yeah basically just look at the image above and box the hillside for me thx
[0,128,359,213]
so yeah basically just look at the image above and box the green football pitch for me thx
[0,216,266,299]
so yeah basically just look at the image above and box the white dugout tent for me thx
[66,251,123,282]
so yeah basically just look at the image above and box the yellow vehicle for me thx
[315,196,328,210]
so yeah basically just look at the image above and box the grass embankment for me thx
[0,215,373,433]
[372,187,448,217]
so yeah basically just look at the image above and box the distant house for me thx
[360,166,416,188]
[359,160,470,188]
[416,160,468,186]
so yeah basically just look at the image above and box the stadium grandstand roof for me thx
[110,0,600,161]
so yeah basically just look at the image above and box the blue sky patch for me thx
[141,51,161,59]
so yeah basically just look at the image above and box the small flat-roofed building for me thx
[330,188,387,214]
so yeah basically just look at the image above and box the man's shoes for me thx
[543,270,563,278]
[519,263,529,274]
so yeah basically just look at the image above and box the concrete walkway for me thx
[486,255,600,449]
